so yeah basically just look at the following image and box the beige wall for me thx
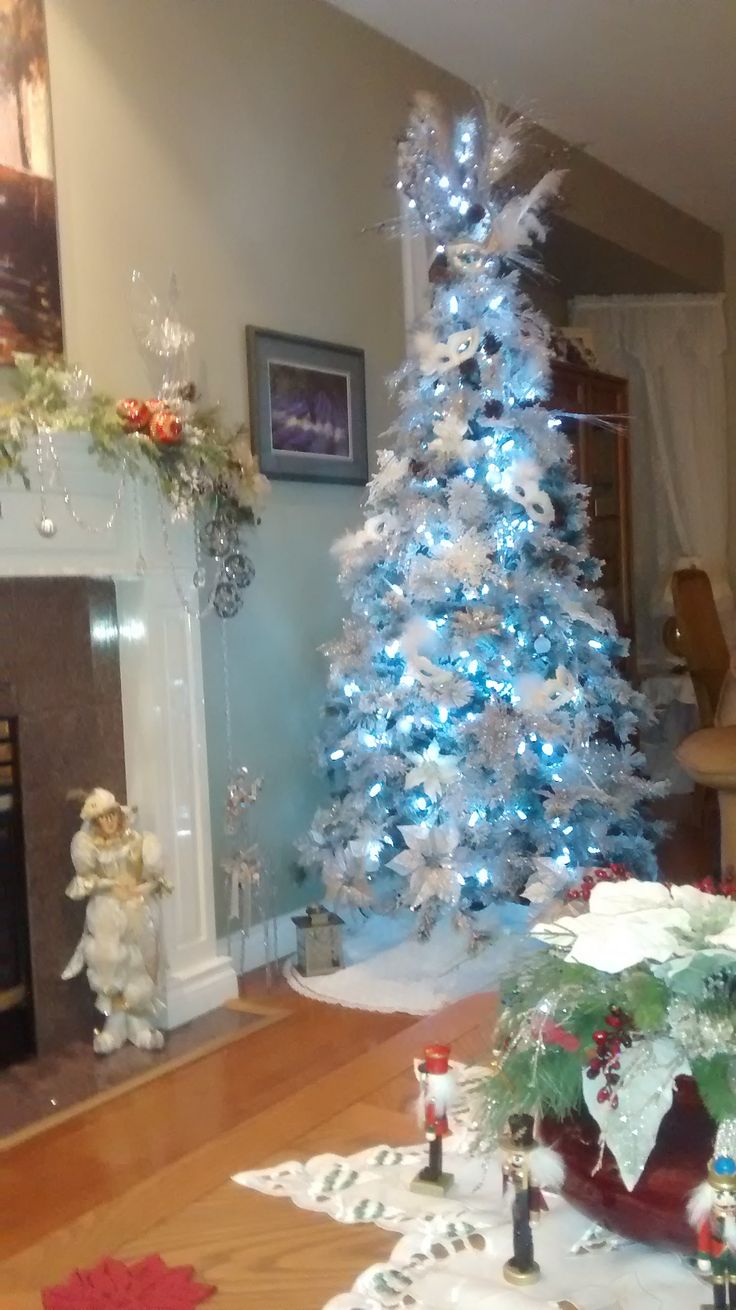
[44,0,723,933]
[45,0,468,931]
[725,234,736,578]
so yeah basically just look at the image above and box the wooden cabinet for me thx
[549,360,635,663]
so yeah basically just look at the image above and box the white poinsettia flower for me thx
[433,409,469,444]
[404,742,458,799]
[447,478,487,525]
[412,657,473,709]
[435,530,489,587]
[323,843,373,910]
[429,408,477,465]
[367,451,410,502]
[532,879,694,973]
[668,883,736,940]
[705,923,736,951]
[389,823,461,907]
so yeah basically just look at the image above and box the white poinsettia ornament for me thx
[429,407,477,466]
[405,742,458,800]
[389,823,461,907]
[532,878,736,974]
[368,450,410,503]
[435,529,490,588]
[323,843,373,911]
[415,662,474,709]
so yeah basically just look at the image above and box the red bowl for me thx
[540,1075,714,1250]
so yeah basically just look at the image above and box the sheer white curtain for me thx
[572,294,732,657]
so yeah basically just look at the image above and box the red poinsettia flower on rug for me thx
[42,1254,216,1309]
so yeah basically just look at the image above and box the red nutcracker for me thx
[410,1043,455,1196]
[689,1140,736,1309]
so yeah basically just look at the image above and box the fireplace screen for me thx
[0,716,35,1067]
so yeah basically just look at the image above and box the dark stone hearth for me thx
[0,578,126,1056]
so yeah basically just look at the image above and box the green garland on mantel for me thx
[0,354,268,521]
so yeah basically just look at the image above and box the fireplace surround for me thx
[0,434,237,1058]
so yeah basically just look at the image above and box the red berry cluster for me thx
[565,864,631,903]
[696,869,736,899]
[586,1006,632,1109]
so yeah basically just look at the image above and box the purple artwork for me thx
[268,360,351,459]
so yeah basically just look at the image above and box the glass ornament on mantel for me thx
[131,271,258,620]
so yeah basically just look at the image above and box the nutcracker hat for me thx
[708,1154,736,1191]
[708,1122,736,1190]
[423,1044,451,1074]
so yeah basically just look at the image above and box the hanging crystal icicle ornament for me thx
[219,622,278,982]
[34,431,56,537]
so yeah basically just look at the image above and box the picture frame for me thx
[246,326,368,485]
[0,0,64,363]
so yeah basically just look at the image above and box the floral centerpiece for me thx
[478,870,736,1246]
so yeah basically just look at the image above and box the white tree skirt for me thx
[232,1065,702,1310]
[284,906,531,1014]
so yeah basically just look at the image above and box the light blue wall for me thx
[202,481,363,930]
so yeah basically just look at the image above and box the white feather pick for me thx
[491,170,566,255]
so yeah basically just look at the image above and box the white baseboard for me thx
[218,905,304,975]
[163,952,239,1030]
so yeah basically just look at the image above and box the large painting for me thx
[0,0,63,363]
[247,326,368,484]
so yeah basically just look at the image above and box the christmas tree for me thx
[303,97,661,933]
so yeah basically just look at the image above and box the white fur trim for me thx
[531,1143,565,1190]
[688,1180,716,1227]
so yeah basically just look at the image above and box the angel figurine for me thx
[61,789,172,1054]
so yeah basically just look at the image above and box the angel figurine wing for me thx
[129,269,195,403]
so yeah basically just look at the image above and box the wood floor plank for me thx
[0,994,490,1293]
[0,997,411,1262]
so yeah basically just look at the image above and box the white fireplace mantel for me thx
[0,433,238,1027]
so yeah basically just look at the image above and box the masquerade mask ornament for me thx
[416,328,482,376]
[503,458,554,526]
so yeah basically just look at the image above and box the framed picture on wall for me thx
[0,0,64,362]
[246,326,368,484]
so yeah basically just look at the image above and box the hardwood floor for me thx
[0,982,493,1307]
[0,803,708,1307]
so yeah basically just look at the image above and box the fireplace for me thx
[0,578,128,1056]
[0,434,237,1065]
[0,715,34,1066]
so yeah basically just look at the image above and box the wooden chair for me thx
[673,568,736,874]
[670,567,730,728]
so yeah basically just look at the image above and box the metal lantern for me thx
[292,903,344,976]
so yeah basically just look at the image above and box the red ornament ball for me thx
[116,398,151,431]
[149,410,183,445]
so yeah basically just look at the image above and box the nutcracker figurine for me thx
[688,1124,736,1309]
[410,1043,455,1197]
[501,1113,565,1287]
